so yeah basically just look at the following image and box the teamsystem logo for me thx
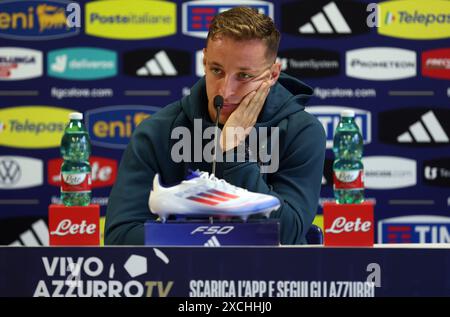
[123,49,190,78]
[379,216,450,244]
[376,0,450,40]
[305,106,371,149]
[423,158,450,188]
[0,47,43,80]
[281,0,370,37]
[182,0,274,38]
[378,108,450,147]
[0,0,80,40]
[48,47,117,80]
[278,49,340,78]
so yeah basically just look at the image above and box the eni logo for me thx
[0,0,80,40]
[86,106,161,149]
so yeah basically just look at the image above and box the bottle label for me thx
[333,170,364,189]
[61,172,91,192]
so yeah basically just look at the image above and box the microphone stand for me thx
[212,95,223,176]
[211,95,223,224]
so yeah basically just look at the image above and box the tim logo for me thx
[0,0,79,40]
[379,108,450,147]
[379,216,450,244]
[86,106,161,149]
[182,0,274,38]
[306,106,371,149]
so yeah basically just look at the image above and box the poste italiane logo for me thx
[378,0,450,40]
[0,0,79,40]
[85,0,176,40]
[0,106,75,149]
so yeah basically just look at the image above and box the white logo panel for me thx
[346,47,416,80]
[0,156,43,189]
[363,156,417,189]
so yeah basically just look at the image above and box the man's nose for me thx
[218,75,236,99]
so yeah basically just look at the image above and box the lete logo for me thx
[325,217,371,234]
[48,157,117,188]
[50,219,96,236]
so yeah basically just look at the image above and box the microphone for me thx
[212,95,223,176]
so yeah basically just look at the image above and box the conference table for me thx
[0,244,448,297]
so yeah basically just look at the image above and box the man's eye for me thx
[238,73,253,80]
[210,68,222,75]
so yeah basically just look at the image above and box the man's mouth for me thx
[223,103,238,109]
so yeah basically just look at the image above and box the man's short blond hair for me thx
[206,7,280,61]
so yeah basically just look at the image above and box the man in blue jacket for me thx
[105,7,326,245]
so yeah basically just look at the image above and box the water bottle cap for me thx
[341,110,355,118]
[69,112,83,120]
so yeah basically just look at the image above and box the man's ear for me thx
[202,48,206,67]
[269,61,281,86]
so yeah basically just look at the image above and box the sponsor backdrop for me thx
[0,0,449,246]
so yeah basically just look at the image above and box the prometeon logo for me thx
[85,0,176,40]
[423,158,450,187]
[86,106,160,149]
[346,47,416,80]
[0,47,43,80]
[281,0,369,38]
[378,0,450,40]
[123,49,190,78]
[182,0,273,38]
[306,106,371,149]
[378,108,450,147]
[0,106,75,149]
[378,216,450,244]
[363,156,417,189]
[48,47,117,80]
[0,0,79,40]
[278,49,340,78]
[422,48,450,80]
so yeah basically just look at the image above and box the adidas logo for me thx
[204,235,221,247]
[397,111,449,143]
[9,219,48,246]
[136,50,177,76]
[299,2,351,34]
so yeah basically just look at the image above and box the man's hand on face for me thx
[220,79,271,153]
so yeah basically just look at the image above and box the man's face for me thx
[203,36,276,124]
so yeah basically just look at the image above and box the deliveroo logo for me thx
[48,47,117,80]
